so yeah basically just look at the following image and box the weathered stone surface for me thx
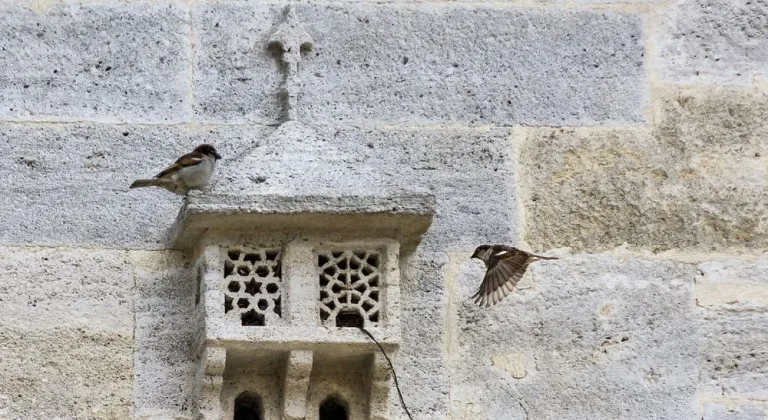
[202,124,517,251]
[400,252,448,358]
[0,3,191,123]
[0,247,133,419]
[696,258,768,402]
[451,254,697,419]
[654,0,768,84]
[520,88,768,252]
[702,401,768,420]
[194,3,646,125]
[0,123,270,249]
[699,310,768,400]
[192,3,283,124]
[396,356,450,419]
[696,257,768,311]
[132,250,202,419]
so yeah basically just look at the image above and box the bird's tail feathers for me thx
[531,254,558,261]
[130,179,170,189]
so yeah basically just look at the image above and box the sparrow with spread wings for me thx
[129,144,221,196]
[470,245,558,308]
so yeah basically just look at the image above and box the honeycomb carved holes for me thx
[318,250,381,327]
[224,249,282,326]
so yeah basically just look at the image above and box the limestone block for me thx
[0,247,133,418]
[702,401,768,420]
[190,3,645,125]
[654,0,768,84]
[451,254,697,419]
[699,311,768,400]
[192,2,283,124]
[281,350,313,420]
[0,3,190,123]
[395,356,450,419]
[490,353,528,379]
[300,3,646,125]
[520,88,768,252]
[0,123,270,248]
[132,250,203,418]
[696,258,768,311]
[400,252,448,357]
[356,127,518,251]
[206,125,517,251]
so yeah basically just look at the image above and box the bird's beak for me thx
[470,251,478,259]
[214,152,222,160]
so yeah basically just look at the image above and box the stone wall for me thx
[0,0,766,419]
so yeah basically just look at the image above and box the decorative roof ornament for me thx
[268,5,314,122]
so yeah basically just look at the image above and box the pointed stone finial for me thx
[268,5,314,122]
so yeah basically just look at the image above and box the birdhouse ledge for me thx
[169,190,436,250]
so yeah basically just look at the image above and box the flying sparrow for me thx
[129,144,221,195]
[470,245,558,308]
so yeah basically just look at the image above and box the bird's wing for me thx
[154,152,205,179]
[471,249,532,308]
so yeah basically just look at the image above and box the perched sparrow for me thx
[129,144,221,195]
[470,245,558,308]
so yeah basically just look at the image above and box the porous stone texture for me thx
[0,0,766,418]
[192,3,283,124]
[654,0,768,84]
[696,257,768,311]
[696,257,768,406]
[520,87,768,252]
[210,3,647,126]
[207,124,518,251]
[132,250,203,419]
[451,254,698,419]
[699,311,768,401]
[0,247,134,419]
[0,123,271,249]
[397,252,451,418]
[701,402,768,420]
[0,3,191,123]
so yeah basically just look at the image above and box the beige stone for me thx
[491,353,527,379]
[696,258,768,311]
[519,87,768,252]
[0,247,134,418]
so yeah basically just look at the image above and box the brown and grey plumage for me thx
[129,144,221,196]
[470,245,558,308]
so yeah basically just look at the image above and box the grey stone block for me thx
[519,87,768,252]
[192,2,283,124]
[702,402,768,420]
[0,122,512,251]
[297,4,646,125]
[696,258,768,311]
[0,3,191,123]
[132,251,203,418]
[204,124,517,251]
[395,356,450,419]
[655,0,768,84]
[452,254,697,419]
[0,247,134,419]
[699,311,768,400]
[0,123,270,249]
[191,3,646,125]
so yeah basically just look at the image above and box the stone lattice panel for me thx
[223,249,282,326]
[318,250,381,327]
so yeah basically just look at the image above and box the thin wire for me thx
[359,326,415,420]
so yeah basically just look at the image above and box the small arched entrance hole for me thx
[234,391,262,420]
[320,396,348,420]
[335,309,364,328]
